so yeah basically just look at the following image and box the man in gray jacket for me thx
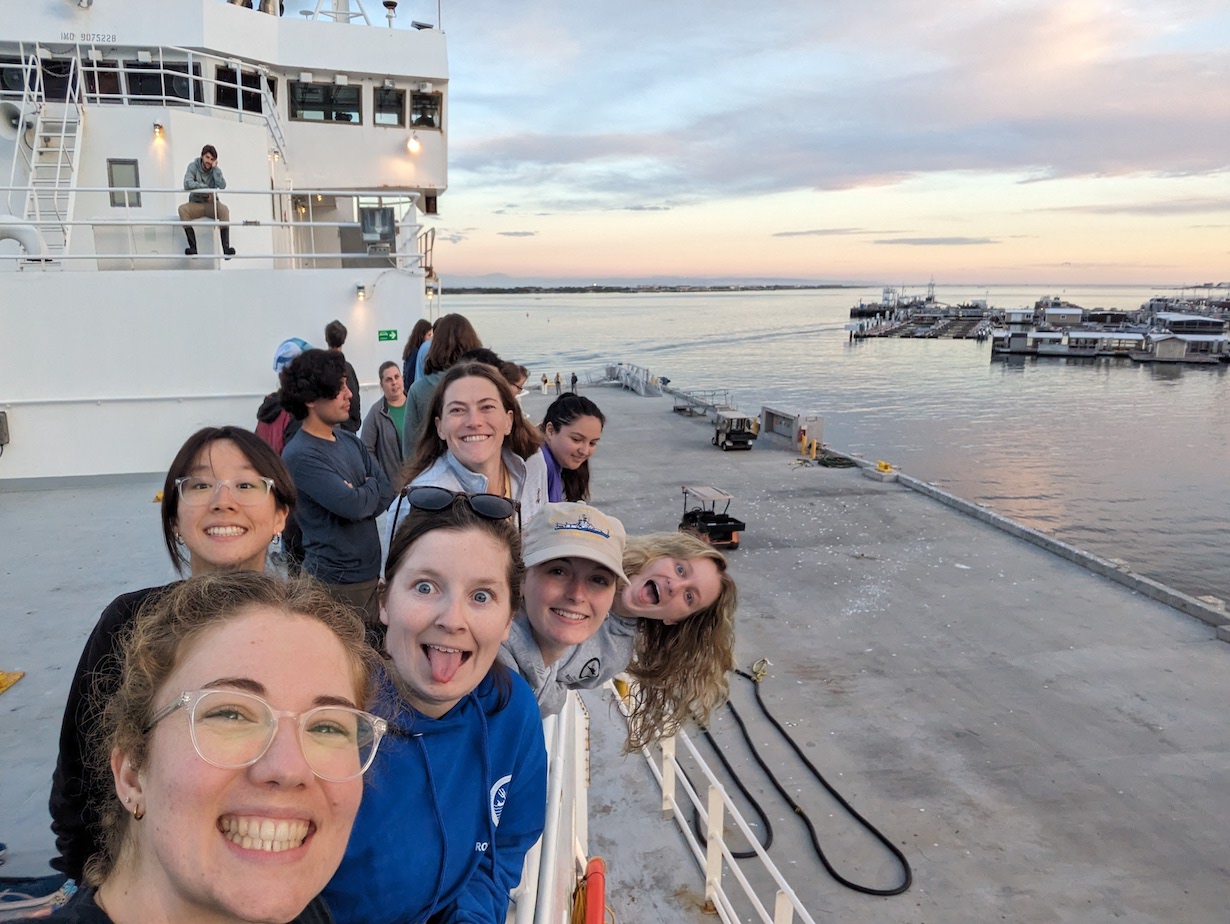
[361,361,407,487]
[178,143,236,257]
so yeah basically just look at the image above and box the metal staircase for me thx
[23,55,84,256]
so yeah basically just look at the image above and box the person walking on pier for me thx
[554,372,562,395]
[178,144,236,258]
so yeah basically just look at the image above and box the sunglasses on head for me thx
[393,485,522,532]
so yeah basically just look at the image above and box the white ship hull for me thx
[0,0,448,482]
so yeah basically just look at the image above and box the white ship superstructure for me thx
[0,0,447,481]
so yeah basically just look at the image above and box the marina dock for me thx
[3,384,1229,923]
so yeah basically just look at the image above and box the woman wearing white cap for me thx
[497,502,628,716]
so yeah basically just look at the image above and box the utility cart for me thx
[712,411,758,451]
[679,484,746,550]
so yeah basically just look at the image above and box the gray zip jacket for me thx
[183,158,227,202]
[360,397,405,487]
[498,611,638,716]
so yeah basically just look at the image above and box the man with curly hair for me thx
[281,349,394,629]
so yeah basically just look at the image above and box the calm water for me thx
[448,286,1229,604]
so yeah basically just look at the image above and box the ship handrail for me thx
[614,683,818,924]
[0,184,425,268]
[509,691,591,924]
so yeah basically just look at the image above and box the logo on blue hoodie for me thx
[490,774,512,826]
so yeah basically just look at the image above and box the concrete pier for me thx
[2,385,1228,924]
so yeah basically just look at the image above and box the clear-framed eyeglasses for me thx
[145,689,387,782]
[174,476,276,507]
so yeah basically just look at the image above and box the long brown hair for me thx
[422,314,481,375]
[400,362,543,484]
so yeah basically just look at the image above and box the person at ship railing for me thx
[280,349,395,635]
[540,393,605,503]
[49,571,385,924]
[516,529,738,752]
[48,426,297,883]
[322,498,547,924]
[496,501,627,717]
[389,360,548,542]
[179,144,236,258]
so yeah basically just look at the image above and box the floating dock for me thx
[2,385,1229,924]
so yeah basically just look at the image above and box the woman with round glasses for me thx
[50,426,296,883]
[51,571,382,924]
[390,361,547,537]
[323,497,547,924]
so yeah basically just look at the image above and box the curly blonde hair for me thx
[85,572,375,886]
[620,532,737,752]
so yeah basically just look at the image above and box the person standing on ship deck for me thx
[178,144,236,258]
[325,320,362,434]
[281,349,394,634]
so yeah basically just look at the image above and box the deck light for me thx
[406,133,421,154]
[153,120,164,136]
[356,284,367,301]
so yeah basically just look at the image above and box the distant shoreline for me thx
[441,284,862,295]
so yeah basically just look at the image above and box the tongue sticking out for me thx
[426,646,465,683]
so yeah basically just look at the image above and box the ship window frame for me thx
[82,60,122,103]
[122,61,203,106]
[107,159,142,208]
[374,87,405,127]
[0,56,27,98]
[288,81,362,124]
[215,65,269,114]
[410,90,442,129]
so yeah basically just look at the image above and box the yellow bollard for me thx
[809,439,818,461]
[876,460,893,473]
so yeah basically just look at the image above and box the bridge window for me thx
[289,81,361,123]
[216,66,270,113]
[410,90,441,128]
[374,87,405,126]
[123,61,203,105]
[107,159,141,208]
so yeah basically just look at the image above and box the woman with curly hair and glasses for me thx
[56,571,383,924]
[49,427,296,885]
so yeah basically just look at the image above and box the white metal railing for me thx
[612,682,816,924]
[605,362,663,397]
[510,692,591,924]
[0,184,423,270]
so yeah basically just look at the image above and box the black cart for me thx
[679,485,746,550]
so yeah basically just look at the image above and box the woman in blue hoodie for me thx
[323,495,547,924]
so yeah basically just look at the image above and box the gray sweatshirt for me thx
[498,611,638,716]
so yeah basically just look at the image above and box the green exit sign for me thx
[378,330,398,342]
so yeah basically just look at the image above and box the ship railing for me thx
[0,184,424,271]
[508,691,591,924]
[0,42,293,165]
[618,688,818,924]
[605,362,663,397]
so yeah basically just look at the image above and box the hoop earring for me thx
[133,805,145,821]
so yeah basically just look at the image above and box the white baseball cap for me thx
[522,503,628,582]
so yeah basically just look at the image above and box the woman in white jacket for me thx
[389,361,548,538]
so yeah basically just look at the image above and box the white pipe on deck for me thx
[0,216,49,259]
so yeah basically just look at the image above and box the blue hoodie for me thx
[324,666,547,924]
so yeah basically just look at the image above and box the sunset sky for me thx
[394,0,1228,286]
